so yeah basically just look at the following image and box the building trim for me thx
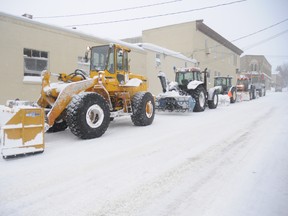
[137,43,197,63]
[196,20,243,55]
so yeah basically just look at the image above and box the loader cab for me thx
[90,44,130,84]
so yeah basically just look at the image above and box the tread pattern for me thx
[66,92,110,139]
[131,92,155,126]
[190,85,206,112]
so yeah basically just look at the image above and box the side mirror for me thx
[118,50,123,57]
[84,46,91,63]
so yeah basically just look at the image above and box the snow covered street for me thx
[1,91,288,216]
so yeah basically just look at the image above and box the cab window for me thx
[123,51,129,72]
[116,49,123,71]
[107,48,114,73]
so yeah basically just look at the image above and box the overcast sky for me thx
[1,0,288,71]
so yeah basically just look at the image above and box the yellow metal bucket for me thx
[0,105,45,158]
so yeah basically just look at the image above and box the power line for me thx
[202,29,288,65]
[35,0,182,19]
[65,0,247,27]
[243,29,288,51]
[192,17,288,54]
[231,18,288,42]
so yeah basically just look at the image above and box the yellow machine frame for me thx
[36,43,154,139]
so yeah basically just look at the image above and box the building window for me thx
[213,47,217,59]
[233,54,237,67]
[24,48,48,76]
[214,71,221,77]
[250,63,258,72]
[205,39,211,55]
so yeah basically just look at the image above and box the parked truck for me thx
[246,72,266,97]
[236,75,256,101]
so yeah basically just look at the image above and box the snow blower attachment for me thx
[0,101,45,158]
[156,72,196,112]
[156,67,219,113]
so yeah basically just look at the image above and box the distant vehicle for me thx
[236,75,256,101]
[214,76,237,103]
[245,72,266,97]
[275,85,282,92]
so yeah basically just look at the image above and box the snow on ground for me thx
[0,91,288,216]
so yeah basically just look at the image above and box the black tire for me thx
[47,120,68,133]
[131,92,155,126]
[249,87,255,100]
[230,88,237,103]
[208,91,218,109]
[190,85,206,112]
[249,91,253,100]
[252,88,256,99]
[66,92,110,139]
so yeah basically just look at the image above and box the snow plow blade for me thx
[218,95,231,106]
[0,101,45,159]
[156,93,195,112]
[236,92,250,102]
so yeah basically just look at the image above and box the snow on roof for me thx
[0,11,145,53]
[137,43,197,63]
[175,67,201,72]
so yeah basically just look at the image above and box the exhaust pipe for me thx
[158,71,168,93]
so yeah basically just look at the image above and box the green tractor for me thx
[214,76,237,103]
[156,67,218,112]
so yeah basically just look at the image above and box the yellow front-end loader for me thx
[38,43,155,139]
[0,43,155,157]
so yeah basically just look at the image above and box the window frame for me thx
[23,48,49,77]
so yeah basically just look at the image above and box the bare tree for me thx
[276,63,288,87]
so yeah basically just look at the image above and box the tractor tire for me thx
[252,89,256,99]
[66,92,110,139]
[131,92,155,126]
[190,85,206,112]
[208,91,218,109]
[249,91,253,100]
[47,120,68,133]
[230,88,237,103]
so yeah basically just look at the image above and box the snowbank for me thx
[0,92,287,216]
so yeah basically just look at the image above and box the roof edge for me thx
[196,20,243,55]
[0,11,145,53]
